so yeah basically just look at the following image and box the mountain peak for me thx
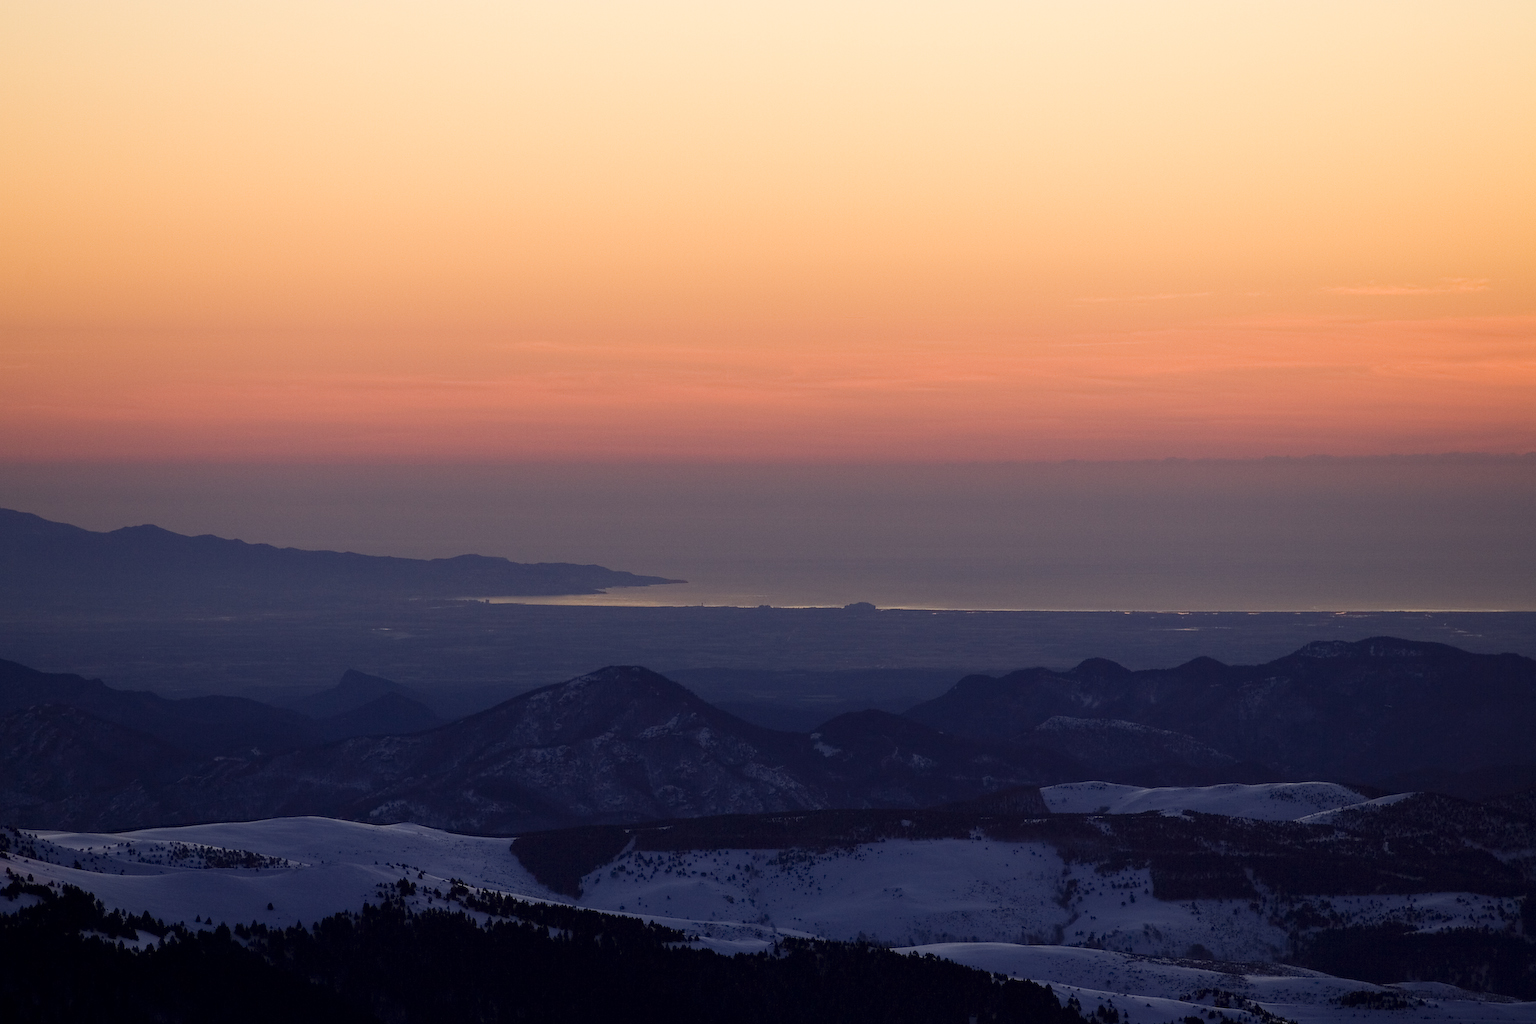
[574,665,684,687]
[540,665,709,711]
[334,669,402,702]
[1069,657,1130,679]
[285,669,432,723]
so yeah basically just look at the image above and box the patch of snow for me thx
[1041,782,1372,820]
[1295,791,1417,825]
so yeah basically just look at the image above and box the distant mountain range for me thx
[279,669,443,740]
[0,661,1051,832]
[905,637,1536,792]
[0,660,438,756]
[7,635,1536,1011]
[0,507,683,610]
[2,637,1535,833]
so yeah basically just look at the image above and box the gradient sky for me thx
[3,1,1533,461]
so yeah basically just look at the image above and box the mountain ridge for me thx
[904,636,1536,787]
[0,663,1054,832]
[5,636,1535,833]
[0,507,683,609]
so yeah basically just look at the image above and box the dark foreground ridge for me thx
[0,506,683,610]
[0,874,1087,1024]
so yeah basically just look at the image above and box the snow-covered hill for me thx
[5,783,1535,1023]
[3,819,544,933]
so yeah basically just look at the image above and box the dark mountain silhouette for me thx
[1380,763,1536,803]
[145,666,1055,834]
[1027,716,1274,786]
[284,669,444,737]
[6,638,1533,833]
[0,659,443,756]
[904,637,1536,788]
[0,507,682,610]
[0,658,320,757]
[807,709,1080,807]
[0,664,1053,833]
[284,669,420,718]
[0,705,185,828]
[316,691,443,742]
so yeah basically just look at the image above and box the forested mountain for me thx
[1,875,1086,1024]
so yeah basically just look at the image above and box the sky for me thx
[2,0,1533,461]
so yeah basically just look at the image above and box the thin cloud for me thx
[1075,291,1213,304]
[1325,278,1490,296]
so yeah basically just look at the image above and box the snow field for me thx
[6,814,1535,1021]
[576,840,1296,957]
[572,837,1520,964]
[9,819,1519,960]
[13,818,548,931]
[1040,782,1371,820]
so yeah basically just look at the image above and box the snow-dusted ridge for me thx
[1295,792,1417,825]
[4,782,1535,1022]
[1040,782,1371,820]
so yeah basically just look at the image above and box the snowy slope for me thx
[903,943,1536,1024]
[9,816,1523,951]
[1295,792,1417,825]
[1,819,794,953]
[1040,782,1369,819]
[8,818,546,931]
[7,816,1519,956]
[566,837,1522,956]
[6,809,1533,1022]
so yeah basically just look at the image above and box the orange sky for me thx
[2,1,1532,460]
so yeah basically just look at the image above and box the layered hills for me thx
[6,634,1536,1012]
[0,662,1050,832]
[3,636,1534,833]
[906,637,1536,792]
